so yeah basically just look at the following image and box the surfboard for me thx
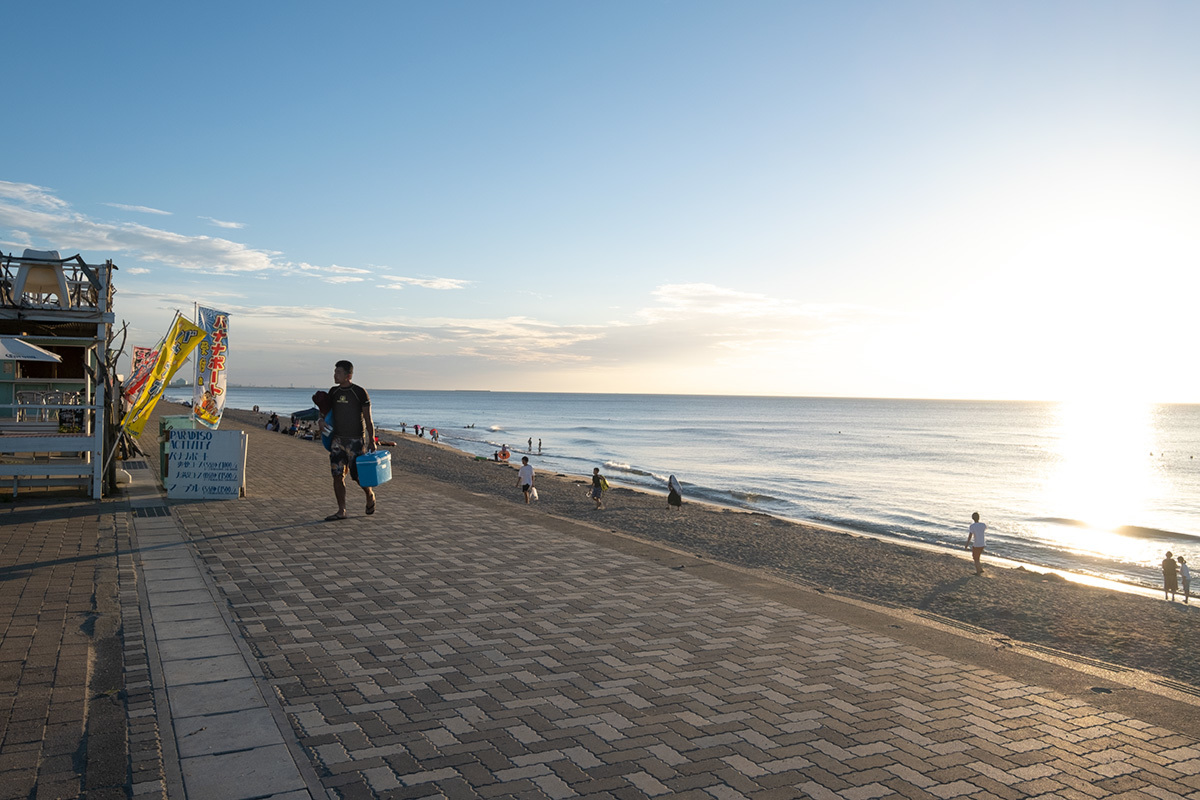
[321,412,333,451]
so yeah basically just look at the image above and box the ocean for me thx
[170,388,1200,591]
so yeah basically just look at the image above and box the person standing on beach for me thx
[967,512,986,576]
[590,467,605,509]
[528,437,533,452]
[321,360,376,521]
[1162,551,1178,601]
[1178,556,1191,604]
[517,456,535,504]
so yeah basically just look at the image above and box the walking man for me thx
[322,360,376,521]
[967,512,986,576]
[517,456,535,504]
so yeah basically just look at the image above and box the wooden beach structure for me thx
[0,249,117,498]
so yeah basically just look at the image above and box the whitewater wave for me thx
[488,425,503,432]
[603,461,670,483]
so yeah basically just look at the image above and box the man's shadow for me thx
[918,575,976,610]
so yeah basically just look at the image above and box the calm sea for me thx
[171,388,1200,591]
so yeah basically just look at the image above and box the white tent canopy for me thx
[0,337,62,362]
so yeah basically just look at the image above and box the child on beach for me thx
[590,467,605,509]
[1177,555,1190,604]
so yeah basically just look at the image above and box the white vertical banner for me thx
[192,306,231,429]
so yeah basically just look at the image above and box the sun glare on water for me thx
[1043,395,1156,551]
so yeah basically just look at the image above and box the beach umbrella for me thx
[291,406,321,421]
[0,337,62,362]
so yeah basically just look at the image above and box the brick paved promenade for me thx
[3,407,1200,798]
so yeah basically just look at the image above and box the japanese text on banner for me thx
[192,306,231,429]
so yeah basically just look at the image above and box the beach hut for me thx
[1,249,118,497]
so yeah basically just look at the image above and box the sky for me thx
[3,1,1199,401]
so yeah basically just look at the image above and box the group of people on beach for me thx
[312,361,685,521]
[512,458,682,514]
[397,423,437,441]
[965,513,1193,603]
[265,412,306,437]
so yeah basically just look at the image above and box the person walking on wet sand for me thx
[1162,551,1179,601]
[321,360,376,521]
[966,512,986,575]
[517,456,535,504]
[1178,556,1191,604]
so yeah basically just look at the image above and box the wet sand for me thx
[228,406,1200,688]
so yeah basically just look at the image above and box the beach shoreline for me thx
[216,403,1200,687]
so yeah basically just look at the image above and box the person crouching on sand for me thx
[668,475,683,511]
[966,512,986,576]
[517,456,534,504]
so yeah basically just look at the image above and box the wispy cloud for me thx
[379,276,471,290]
[126,267,151,275]
[0,190,281,273]
[200,216,245,229]
[640,283,789,322]
[0,181,68,211]
[106,202,172,215]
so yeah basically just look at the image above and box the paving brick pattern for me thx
[165,432,1200,800]
[0,500,108,800]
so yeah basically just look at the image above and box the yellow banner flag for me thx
[123,314,206,437]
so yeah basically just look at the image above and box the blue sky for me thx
[4,1,1199,401]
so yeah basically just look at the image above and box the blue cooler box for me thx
[356,450,392,487]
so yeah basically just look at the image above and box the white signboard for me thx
[166,429,247,499]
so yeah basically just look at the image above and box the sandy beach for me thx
[221,405,1200,688]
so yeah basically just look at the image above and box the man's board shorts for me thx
[330,436,366,484]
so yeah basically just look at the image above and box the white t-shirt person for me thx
[966,512,987,576]
[517,458,535,504]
